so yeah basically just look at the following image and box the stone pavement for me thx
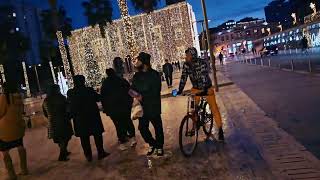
[0,69,319,179]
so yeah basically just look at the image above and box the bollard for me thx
[291,60,294,71]
[261,58,263,66]
[255,59,257,65]
[308,60,312,73]
[268,59,271,67]
[279,64,281,69]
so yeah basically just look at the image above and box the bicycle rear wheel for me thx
[179,114,198,157]
[202,102,214,136]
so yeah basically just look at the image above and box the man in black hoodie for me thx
[131,52,164,156]
[100,68,136,151]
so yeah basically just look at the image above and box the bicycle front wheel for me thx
[179,114,198,157]
[202,102,214,136]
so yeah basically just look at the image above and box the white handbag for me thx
[131,99,143,120]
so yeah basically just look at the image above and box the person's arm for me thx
[143,71,161,99]
[169,64,174,74]
[200,60,210,93]
[0,95,8,119]
[178,64,188,94]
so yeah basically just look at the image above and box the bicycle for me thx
[178,93,215,157]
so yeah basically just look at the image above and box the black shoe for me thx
[218,127,225,142]
[98,151,110,160]
[147,146,155,156]
[85,155,93,162]
[58,153,69,162]
[156,149,164,157]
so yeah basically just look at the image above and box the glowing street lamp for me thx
[291,13,297,25]
[278,22,283,32]
[310,2,317,15]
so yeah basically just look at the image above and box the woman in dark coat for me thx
[67,75,109,162]
[42,84,73,161]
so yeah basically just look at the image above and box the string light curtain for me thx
[63,2,199,86]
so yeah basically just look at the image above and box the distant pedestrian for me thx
[42,84,73,161]
[162,59,174,88]
[113,57,125,77]
[177,61,181,71]
[0,82,29,180]
[219,52,224,65]
[67,75,109,162]
[302,36,309,54]
[101,68,136,151]
[172,62,176,71]
[132,52,164,157]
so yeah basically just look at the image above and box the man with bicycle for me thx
[177,47,224,141]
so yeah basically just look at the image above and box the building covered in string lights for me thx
[61,2,199,87]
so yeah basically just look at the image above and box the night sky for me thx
[26,0,273,31]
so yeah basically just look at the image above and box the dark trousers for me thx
[80,134,104,158]
[111,114,136,144]
[58,139,69,156]
[138,114,164,149]
[165,74,173,87]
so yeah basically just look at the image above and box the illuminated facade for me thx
[263,20,320,50]
[63,2,199,86]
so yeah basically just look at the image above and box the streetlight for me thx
[310,2,317,15]
[200,0,218,91]
[291,13,297,25]
[278,22,283,32]
[29,64,42,95]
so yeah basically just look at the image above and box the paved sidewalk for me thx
[0,70,319,179]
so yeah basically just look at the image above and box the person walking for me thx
[219,52,224,66]
[67,75,109,162]
[113,57,125,78]
[0,82,28,180]
[162,59,174,88]
[131,52,164,157]
[101,68,136,151]
[42,84,73,161]
[177,61,181,71]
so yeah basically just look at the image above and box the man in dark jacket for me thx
[162,59,174,88]
[131,52,164,156]
[219,52,224,65]
[101,68,136,151]
[67,75,109,162]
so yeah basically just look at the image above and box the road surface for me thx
[220,62,320,159]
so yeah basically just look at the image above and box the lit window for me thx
[12,12,16,17]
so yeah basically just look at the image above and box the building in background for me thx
[0,0,43,65]
[200,18,268,56]
[264,0,293,30]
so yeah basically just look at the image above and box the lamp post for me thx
[310,2,317,15]
[200,0,218,91]
[22,61,31,97]
[291,13,297,25]
[29,64,42,95]
[278,23,283,32]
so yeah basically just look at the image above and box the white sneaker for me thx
[129,137,137,147]
[118,143,129,151]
